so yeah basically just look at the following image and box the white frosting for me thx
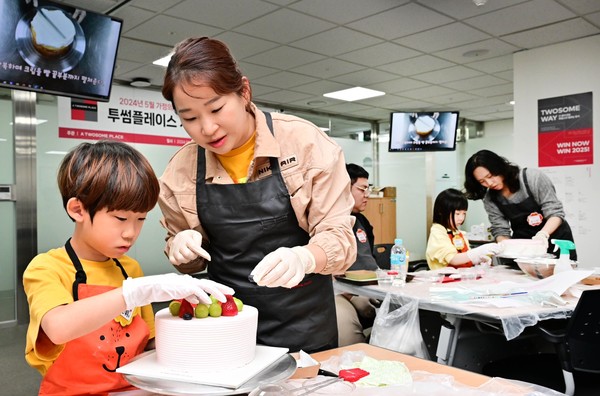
[155,305,258,371]
[31,8,75,50]
[499,239,547,258]
[415,116,435,133]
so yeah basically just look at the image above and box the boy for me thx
[24,140,233,395]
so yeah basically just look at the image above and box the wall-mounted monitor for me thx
[0,0,123,102]
[389,111,460,152]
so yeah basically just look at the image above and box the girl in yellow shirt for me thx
[426,188,500,270]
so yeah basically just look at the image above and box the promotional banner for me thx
[58,85,191,146]
[538,92,593,167]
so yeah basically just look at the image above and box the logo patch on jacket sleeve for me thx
[279,155,298,171]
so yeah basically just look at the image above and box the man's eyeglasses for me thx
[353,185,373,196]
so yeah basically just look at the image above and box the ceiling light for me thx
[130,78,151,88]
[323,87,385,102]
[509,100,515,105]
[153,54,172,67]
[473,0,488,6]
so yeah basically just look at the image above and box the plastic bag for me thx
[369,293,430,360]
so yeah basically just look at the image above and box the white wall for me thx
[513,35,600,269]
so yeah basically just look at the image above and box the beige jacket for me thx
[158,104,357,275]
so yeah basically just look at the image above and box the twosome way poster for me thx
[538,92,593,167]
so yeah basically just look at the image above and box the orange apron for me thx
[448,231,474,268]
[39,240,149,395]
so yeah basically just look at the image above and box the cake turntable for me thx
[122,350,296,395]
[15,6,86,73]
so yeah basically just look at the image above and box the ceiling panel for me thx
[44,0,600,136]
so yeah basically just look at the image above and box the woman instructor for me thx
[464,150,576,259]
[157,37,356,353]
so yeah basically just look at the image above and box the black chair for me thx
[373,243,393,269]
[537,289,600,396]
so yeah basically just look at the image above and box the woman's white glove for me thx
[532,230,550,250]
[250,246,316,288]
[169,229,211,265]
[467,243,501,265]
[121,273,233,310]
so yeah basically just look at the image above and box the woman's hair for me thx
[57,140,160,222]
[162,37,253,116]
[463,149,520,200]
[433,188,468,231]
[346,163,369,185]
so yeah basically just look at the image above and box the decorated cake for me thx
[155,296,258,372]
[499,239,547,258]
[31,8,76,57]
[414,115,436,136]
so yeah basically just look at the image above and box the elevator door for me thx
[0,96,16,325]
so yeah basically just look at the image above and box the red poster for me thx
[538,92,593,167]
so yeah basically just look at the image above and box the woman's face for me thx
[453,210,467,228]
[473,166,504,191]
[172,79,254,154]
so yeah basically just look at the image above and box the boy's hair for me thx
[433,188,468,231]
[58,140,160,221]
[346,163,369,185]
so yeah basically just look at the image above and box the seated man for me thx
[336,163,380,346]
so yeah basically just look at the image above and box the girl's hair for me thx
[57,140,160,221]
[463,149,520,200]
[162,37,254,116]
[346,163,369,185]
[433,188,468,231]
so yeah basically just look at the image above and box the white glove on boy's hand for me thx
[250,246,316,288]
[169,229,211,265]
[467,243,501,265]
[122,273,234,310]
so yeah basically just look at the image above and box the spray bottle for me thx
[551,239,576,274]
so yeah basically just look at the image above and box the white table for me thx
[334,266,596,366]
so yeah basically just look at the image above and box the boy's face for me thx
[79,208,148,261]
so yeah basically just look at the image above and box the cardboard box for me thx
[289,351,321,379]
[382,186,396,197]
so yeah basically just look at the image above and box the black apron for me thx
[195,112,337,353]
[491,168,576,260]
[350,216,378,271]
[65,238,129,300]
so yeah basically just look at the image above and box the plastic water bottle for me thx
[390,238,407,287]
